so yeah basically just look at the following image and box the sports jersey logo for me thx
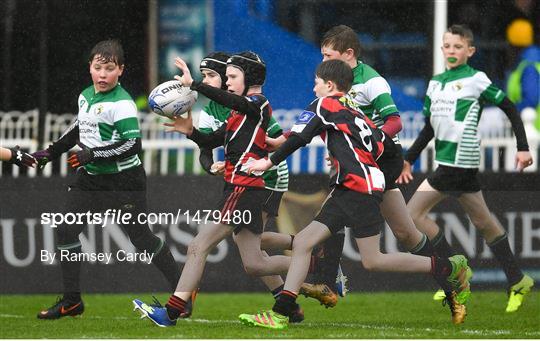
[79,99,86,108]
[296,111,315,124]
[452,82,463,91]
[94,105,104,115]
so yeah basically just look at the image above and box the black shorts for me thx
[217,183,272,234]
[427,165,481,197]
[314,186,384,239]
[262,190,284,217]
[378,141,404,191]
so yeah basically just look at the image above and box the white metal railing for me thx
[1,110,538,177]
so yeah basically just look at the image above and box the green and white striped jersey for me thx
[346,61,400,143]
[423,64,505,168]
[78,84,142,175]
[198,100,289,192]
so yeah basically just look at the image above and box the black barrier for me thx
[1,174,539,294]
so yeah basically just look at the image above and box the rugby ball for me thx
[148,80,198,118]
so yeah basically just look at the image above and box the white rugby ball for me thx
[148,80,198,118]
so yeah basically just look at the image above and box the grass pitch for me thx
[0,291,538,339]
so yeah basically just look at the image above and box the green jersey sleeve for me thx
[114,100,141,139]
[366,77,398,118]
[476,71,505,105]
[372,92,399,118]
[267,116,283,138]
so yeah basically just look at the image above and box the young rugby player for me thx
[398,24,534,313]
[190,51,303,322]
[296,24,440,307]
[238,60,472,329]
[133,52,301,326]
[196,51,347,317]
[33,40,181,319]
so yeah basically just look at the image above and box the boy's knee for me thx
[361,255,381,271]
[291,235,316,254]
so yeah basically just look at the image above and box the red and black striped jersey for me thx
[188,81,271,188]
[222,94,271,187]
[290,94,385,195]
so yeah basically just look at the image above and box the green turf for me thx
[0,291,538,339]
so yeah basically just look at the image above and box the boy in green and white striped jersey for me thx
[399,25,534,313]
[34,40,180,320]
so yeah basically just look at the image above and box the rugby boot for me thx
[239,309,289,330]
[506,274,534,313]
[299,282,338,308]
[443,291,467,324]
[37,296,84,319]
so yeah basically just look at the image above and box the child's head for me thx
[313,59,353,98]
[199,52,230,89]
[226,51,266,96]
[442,25,476,69]
[88,40,124,93]
[320,25,361,67]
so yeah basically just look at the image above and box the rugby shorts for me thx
[314,186,384,239]
[262,190,284,217]
[217,182,272,234]
[427,165,481,197]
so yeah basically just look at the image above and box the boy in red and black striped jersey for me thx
[137,52,300,326]
[238,60,473,329]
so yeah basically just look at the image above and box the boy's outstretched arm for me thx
[497,97,533,171]
[32,120,80,167]
[248,134,307,174]
[404,116,434,165]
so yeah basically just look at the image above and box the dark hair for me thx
[321,25,362,58]
[200,51,230,90]
[316,59,353,92]
[447,24,474,46]
[89,39,124,65]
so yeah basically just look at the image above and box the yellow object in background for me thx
[506,19,533,47]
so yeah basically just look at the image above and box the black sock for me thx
[271,285,284,299]
[165,295,186,320]
[430,256,453,292]
[410,234,436,257]
[60,246,82,298]
[431,230,456,258]
[64,292,81,303]
[488,233,523,286]
[151,242,181,291]
[272,290,297,317]
[318,233,345,287]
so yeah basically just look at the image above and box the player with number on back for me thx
[397,24,534,313]
[238,60,472,329]
[294,24,445,310]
